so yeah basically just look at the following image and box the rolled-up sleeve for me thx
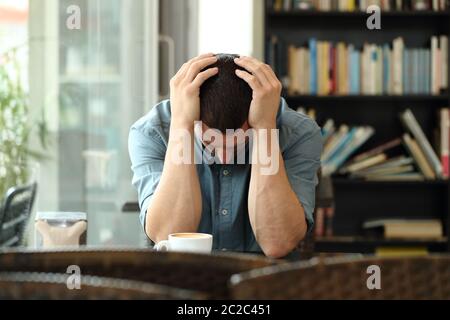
[283,123,323,233]
[128,126,166,232]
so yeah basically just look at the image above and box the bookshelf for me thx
[267,9,450,17]
[264,0,450,253]
[285,94,449,102]
[315,236,448,253]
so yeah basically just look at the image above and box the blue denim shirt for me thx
[128,98,322,254]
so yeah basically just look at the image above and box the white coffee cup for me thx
[154,233,213,254]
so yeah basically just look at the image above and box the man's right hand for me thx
[169,53,218,129]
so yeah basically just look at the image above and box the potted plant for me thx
[0,47,49,205]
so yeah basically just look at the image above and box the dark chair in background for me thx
[0,248,280,299]
[230,255,450,299]
[0,183,37,247]
[0,271,204,300]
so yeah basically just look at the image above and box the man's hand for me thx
[234,56,282,129]
[169,53,219,129]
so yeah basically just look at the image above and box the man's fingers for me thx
[234,56,272,87]
[262,63,283,91]
[174,53,215,82]
[192,52,216,61]
[235,69,262,91]
[192,67,219,87]
[262,63,280,84]
[185,56,218,82]
[235,56,280,88]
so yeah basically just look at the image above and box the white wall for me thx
[198,0,263,59]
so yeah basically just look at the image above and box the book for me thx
[400,109,443,178]
[440,35,448,91]
[309,38,317,95]
[349,137,403,163]
[393,37,404,94]
[440,108,449,178]
[365,173,425,181]
[288,45,300,95]
[375,247,429,257]
[383,44,391,94]
[340,153,388,174]
[321,118,335,141]
[425,49,430,94]
[351,156,414,176]
[402,133,436,179]
[350,47,360,94]
[403,49,409,94]
[354,164,415,178]
[363,219,443,239]
[431,36,440,94]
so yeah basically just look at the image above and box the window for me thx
[198,0,254,56]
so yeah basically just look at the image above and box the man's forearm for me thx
[146,124,202,243]
[248,127,307,258]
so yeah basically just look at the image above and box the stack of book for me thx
[320,120,375,176]
[269,0,449,11]
[363,219,443,239]
[283,36,448,96]
[338,108,448,180]
[299,107,449,179]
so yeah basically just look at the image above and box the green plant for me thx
[0,47,49,198]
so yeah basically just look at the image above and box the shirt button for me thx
[223,170,230,176]
[221,209,228,216]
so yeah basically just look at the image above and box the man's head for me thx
[200,53,252,133]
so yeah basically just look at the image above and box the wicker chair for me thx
[229,255,450,299]
[0,271,205,300]
[0,183,37,247]
[0,248,279,299]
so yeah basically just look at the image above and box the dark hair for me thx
[200,53,252,132]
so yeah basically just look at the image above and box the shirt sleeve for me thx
[283,123,323,233]
[128,125,166,233]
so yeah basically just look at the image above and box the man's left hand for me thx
[234,56,282,129]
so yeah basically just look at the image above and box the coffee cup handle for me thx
[154,240,170,252]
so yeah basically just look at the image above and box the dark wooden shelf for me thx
[285,94,449,101]
[315,236,448,253]
[332,178,450,187]
[316,236,448,244]
[267,10,450,18]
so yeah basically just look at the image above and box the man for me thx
[128,53,322,258]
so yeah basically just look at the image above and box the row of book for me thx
[269,0,449,11]
[285,36,448,96]
[299,107,449,179]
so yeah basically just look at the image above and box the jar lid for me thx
[35,212,87,221]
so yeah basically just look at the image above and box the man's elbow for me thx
[262,244,292,259]
[261,227,308,259]
[146,223,159,244]
[145,211,166,243]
